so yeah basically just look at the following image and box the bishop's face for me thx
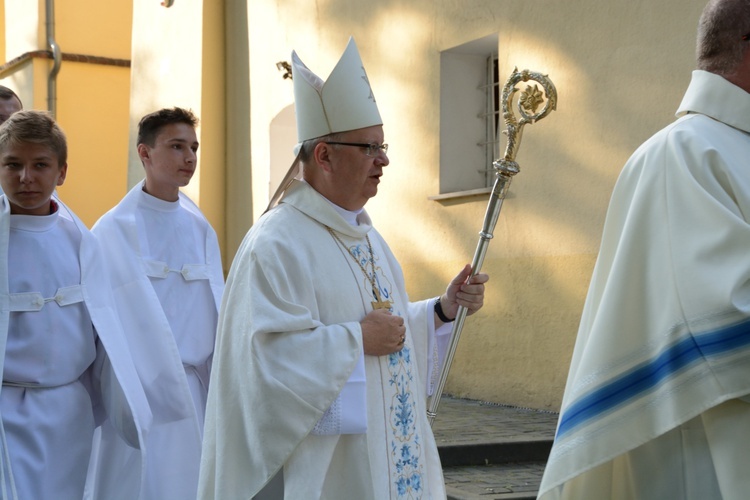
[0,141,66,215]
[325,125,389,211]
[139,122,199,202]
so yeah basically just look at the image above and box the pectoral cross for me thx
[371,287,392,310]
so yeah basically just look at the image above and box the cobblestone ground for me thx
[432,396,559,444]
[433,396,559,499]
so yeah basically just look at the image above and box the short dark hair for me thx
[0,110,67,166]
[0,86,22,107]
[137,107,198,147]
[697,0,750,75]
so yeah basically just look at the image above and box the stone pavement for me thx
[431,396,559,500]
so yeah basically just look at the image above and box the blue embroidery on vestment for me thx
[349,238,425,497]
[350,242,394,309]
[388,344,425,498]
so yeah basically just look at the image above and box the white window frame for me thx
[432,34,500,201]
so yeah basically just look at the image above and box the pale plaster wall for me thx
[3,0,40,109]
[4,0,38,57]
[245,0,708,410]
[129,1,204,195]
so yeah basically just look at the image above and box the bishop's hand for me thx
[437,264,489,326]
[361,308,406,356]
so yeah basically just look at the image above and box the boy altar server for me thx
[87,107,224,499]
[0,110,150,499]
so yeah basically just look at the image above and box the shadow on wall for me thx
[253,0,706,409]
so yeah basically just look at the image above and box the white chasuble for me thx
[199,180,445,500]
[539,71,750,500]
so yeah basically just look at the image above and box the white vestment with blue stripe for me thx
[539,70,750,500]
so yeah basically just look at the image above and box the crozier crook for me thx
[427,68,557,426]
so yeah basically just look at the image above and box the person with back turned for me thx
[539,1,750,498]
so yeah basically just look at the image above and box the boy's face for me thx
[139,122,198,201]
[0,141,66,215]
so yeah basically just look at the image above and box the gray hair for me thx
[696,0,750,75]
[298,132,343,164]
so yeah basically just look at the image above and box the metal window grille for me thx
[478,55,500,187]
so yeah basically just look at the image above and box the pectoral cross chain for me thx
[327,227,393,311]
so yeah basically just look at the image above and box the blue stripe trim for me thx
[556,319,750,439]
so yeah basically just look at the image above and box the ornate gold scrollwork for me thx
[496,68,557,177]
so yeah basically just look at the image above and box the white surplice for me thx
[87,182,223,500]
[539,70,750,500]
[199,180,448,500]
[0,196,150,500]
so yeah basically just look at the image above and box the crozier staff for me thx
[199,37,488,499]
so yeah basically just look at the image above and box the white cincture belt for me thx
[144,260,211,281]
[8,285,84,312]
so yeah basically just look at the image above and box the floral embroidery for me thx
[351,236,425,497]
[388,344,424,497]
[351,243,394,311]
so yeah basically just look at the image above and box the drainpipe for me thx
[45,0,62,118]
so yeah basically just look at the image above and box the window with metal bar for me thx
[435,34,500,200]
[480,55,500,187]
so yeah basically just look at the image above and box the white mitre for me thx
[292,36,382,142]
[266,37,382,212]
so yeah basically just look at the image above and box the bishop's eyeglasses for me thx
[325,141,389,157]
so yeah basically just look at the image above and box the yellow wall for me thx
[245,0,708,409]
[54,2,131,59]
[198,0,226,266]
[1,0,133,227]
[55,61,131,227]
[52,0,132,227]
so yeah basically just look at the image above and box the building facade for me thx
[0,0,708,410]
